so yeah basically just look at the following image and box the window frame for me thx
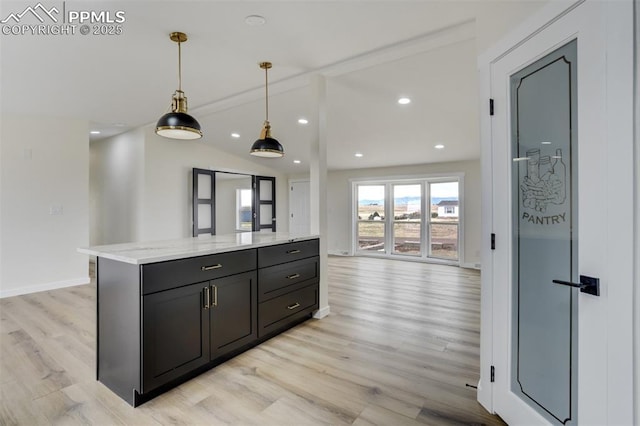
[351,173,464,265]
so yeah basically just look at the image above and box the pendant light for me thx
[250,62,284,157]
[155,32,202,140]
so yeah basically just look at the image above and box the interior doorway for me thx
[289,180,311,235]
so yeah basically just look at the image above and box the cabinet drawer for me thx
[258,284,318,336]
[258,257,318,302]
[142,249,257,295]
[258,239,319,268]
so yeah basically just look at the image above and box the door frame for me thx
[478,0,635,424]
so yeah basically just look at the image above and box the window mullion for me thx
[385,183,392,255]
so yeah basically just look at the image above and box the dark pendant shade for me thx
[250,137,284,158]
[156,111,202,140]
[250,62,284,158]
[155,32,202,141]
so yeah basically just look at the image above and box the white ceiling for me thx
[0,1,486,173]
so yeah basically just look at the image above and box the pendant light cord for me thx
[177,41,182,92]
[264,65,269,122]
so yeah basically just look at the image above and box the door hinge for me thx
[489,98,494,116]
[490,365,495,382]
[491,233,496,250]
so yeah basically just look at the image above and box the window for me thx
[356,185,385,252]
[429,182,459,260]
[353,177,461,263]
[392,184,421,256]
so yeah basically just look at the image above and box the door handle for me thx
[552,275,600,296]
[201,264,222,271]
[212,285,218,307]
[203,287,210,309]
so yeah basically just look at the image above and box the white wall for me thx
[141,128,289,241]
[0,115,89,297]
[90,127,289,245]
[475,0,550,54]
[90,128,145,245]
[327,160,481,266]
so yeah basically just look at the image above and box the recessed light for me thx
[245,15,266,26]
[434,144,445,149]
[397,97,411,105]
[231,133,240,138]
[355,153,363,158]
[541,141,552,145]
[293,160,301,164]
[90,131,101,135]
[297,118,309,125]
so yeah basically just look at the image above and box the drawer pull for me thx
[286,249,301,254]
[286,273,301,280]
[203,287,210,309]
[287,302,300,310]
[201,264,222,271]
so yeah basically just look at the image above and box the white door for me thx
[289,180,310,235]
[484,1,634,425]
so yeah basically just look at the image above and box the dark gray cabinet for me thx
[96,239,319,407]
[257,239,320,338]
[209,271,257,359]
[143,281,210,393]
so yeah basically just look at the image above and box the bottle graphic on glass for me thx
[522,147,567,212]
[551,148,566,204]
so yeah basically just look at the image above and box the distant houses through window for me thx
[353,176,462,263]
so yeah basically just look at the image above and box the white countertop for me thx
[78,232,319,265]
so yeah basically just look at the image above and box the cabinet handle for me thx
[286,249,301,254]
[287,302,300,310]
[203,287,210,309]
[212,285,218,307]
[201,264,222,271]
[286,273,300,280]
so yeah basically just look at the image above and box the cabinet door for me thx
[143,282,210,393]
[210,271,257,359]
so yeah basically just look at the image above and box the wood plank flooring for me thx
[0,256,504,425]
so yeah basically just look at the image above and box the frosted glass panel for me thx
[260,205,272,226]
[198,174,212,200]
[260,183,272,201]
[197,204,211,229]
[510,39,577,425]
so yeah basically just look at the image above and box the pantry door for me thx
[484,1,634,425]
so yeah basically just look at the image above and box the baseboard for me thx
[462,262,482,270]
[0,277,90,298]
[313,305,330,319]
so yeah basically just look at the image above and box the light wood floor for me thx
[0,256,504,425]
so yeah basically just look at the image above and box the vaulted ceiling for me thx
[0,1,526,173]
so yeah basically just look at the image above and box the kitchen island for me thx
[79,232,320,406]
